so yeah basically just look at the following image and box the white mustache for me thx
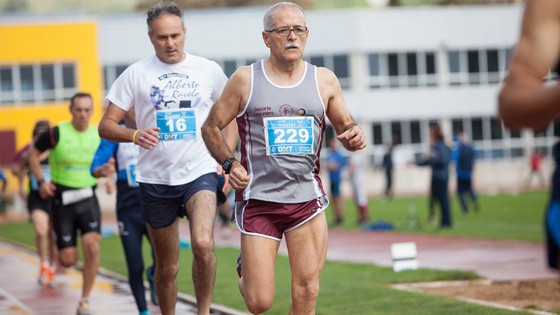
[285,42,299,49]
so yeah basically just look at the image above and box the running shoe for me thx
[146,266,158,306]
[76,300,93,315]
[44,266,56,288]
[38,263,48,285]
[236,255,242,278]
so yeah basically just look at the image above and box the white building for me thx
[100,4,555,196]
[6,3,553,196]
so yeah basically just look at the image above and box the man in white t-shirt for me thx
[98,2,236,314]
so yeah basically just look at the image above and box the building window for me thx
[40,65,55,102]
[214,59,258,78]
[62,63,75,89]
[307,54,350,89]
[309,56,324,67]
[452,116,530,160]
[368,51,438,89]
[467,50,480,85]
[486,49,500,84]
[333,54,349,89]
[0,62,77,105]
[20,65,35,102]
[103,64,130,93]
[223,60,237,77]
[448,48,509,86]
[371,123,383,145]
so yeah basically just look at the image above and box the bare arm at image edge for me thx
[498,0,560,131]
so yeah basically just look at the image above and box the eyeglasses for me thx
[265,26,308,37]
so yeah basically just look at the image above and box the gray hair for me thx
[263,2,305,30]
[146,1,184,32]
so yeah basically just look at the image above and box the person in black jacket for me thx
[416,124,452,228]
[382,144,394,201]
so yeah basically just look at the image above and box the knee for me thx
[35,228,48,238]
[158,261,179,282]
[293,275,320,304]
[190,236,214,259]
[244,291,274,314]
[82,235,101,260]
[59,250,78,267]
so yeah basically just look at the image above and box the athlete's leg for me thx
[47,222,58,266]
[285,212,328,315]
[51,202,78,267]
[147,218,180,314]
[457,179,468,213]
[239,234,280,314]
[81,230,101,299]
[331,182,344,225]
[31,209,50,264]
[185,190,217,315]
[118,211,148,312]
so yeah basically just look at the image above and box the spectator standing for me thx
[348,149,370,224]
[28,92,101,315]
[451,131,479,213]
[527,149,546,188]
[382,143,394,200]
[327,137,347,226]
[415,124,452,228]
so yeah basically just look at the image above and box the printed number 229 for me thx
[273,128,309,144]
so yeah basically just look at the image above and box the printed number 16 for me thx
[166,119,187,132]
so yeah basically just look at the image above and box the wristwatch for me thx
[222,157,237,174]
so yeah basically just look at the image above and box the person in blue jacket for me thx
[327,137,347,226]
[90,109,157,315]
[415,124,452,228]
[451,131,479,213]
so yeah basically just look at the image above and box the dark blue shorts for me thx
[330,181,341,197]
[140,173,217,228]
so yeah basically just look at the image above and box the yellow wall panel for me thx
[0,21,103,161]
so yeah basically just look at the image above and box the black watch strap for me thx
[222,157,237,174]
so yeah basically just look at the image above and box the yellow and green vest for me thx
[49,121,100,188]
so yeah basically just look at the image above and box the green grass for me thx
[0,190,547,314]
[329,190,548,242]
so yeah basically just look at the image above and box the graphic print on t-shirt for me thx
[150,72,202,141]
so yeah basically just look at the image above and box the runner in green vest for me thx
[28,92,101,315]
